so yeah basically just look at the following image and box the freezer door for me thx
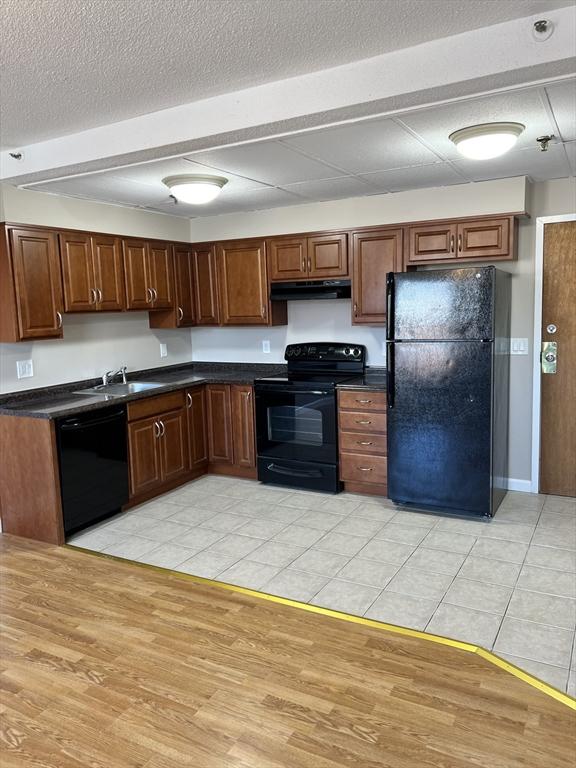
[391,267,496,341]
[387,340,493,516]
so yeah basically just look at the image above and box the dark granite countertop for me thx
[0,362,286,419]
[337,368,387,392]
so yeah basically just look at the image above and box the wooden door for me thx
[193,245,219,325]
[456,217,511,260]
[540,220,576,496]
[123,239,150,310]
[59,232,95,312]
[206,384,233,464]
[158,409,189,483]
[128,417,162,497]
[148,241,174,309]
[10,228,64,339]
[268,237,308,281]
[232,385,256,468]
[217,239,268,325]
[187,388,208,469]
[352,228,403,325]
[307,233,349,278]
[92,234,125,311]
[173,245,195,326]
[407,223,457,264]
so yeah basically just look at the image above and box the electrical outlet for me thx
[16,359,33,379]
[159,343,168,358]
[262,340,271,354]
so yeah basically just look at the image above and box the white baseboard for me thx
[495,477,534,493]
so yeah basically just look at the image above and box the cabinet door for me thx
[268,237,308,281]
[217,239,268,325]
[231,385,256,468]
[158,408,189,483]
[457,217,511,260]
[352,228,403,325]
[307,233,348,278]
[193,245,219,325]
[92,234,125,311]
[128,417,162,497]
[206,384,233,464]
[10,228,64,339]
[123,239,151,310]
[148,241,174,309]
[407,223,457,264]
[187,388,208,469]
[173,245,195,326]
[59,232,95,312]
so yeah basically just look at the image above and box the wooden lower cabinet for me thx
[231,385,256,468]
[206,383,256,476]
[338,388,387,496]
[206,384,234,465]
[186,387,209,470]
[128,417,163,497]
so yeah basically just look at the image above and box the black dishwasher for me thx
[57,407,129,535]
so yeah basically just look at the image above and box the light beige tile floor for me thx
[69,476,576,695]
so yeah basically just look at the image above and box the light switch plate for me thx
[159,343,167,358]
[16,359,33,378]
[510,338,529,355]
[262,340,271,354]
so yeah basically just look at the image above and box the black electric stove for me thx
[255,342,366,492]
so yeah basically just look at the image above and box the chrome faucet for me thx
[102,366,128,386]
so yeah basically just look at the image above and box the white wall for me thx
[0,184,192,393]
[188,176,576,486]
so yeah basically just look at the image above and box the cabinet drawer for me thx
[339,390,386,412]
[127,390,185,421]
[339,410,387,434]
[340,453,387,484]
[339,431,387,456]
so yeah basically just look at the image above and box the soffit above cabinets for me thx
[20,81,576,218]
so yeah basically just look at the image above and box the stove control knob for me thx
[343,347,351,356]
[352,347,361,358]
[286,348,293,357]
[293,346,301,356]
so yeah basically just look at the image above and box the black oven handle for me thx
[255,387,332,396]
[266,462,324,479]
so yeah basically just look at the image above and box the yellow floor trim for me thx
[66,544,576,711]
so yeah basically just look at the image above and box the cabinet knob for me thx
[151,287,158,301]
[307,256,312,272]
[146,288,153,303]
[97,288,103,303]
[159,420,165,437]
[154,421,161,438]
[90,288,97,304]
[353,303,358,315]
[186,392,192,408]
[458,233,462,252]
[177,306,184,322]
[450,234,455,253]
[261,305,266,318]
[301,258,306,272]
[56,311,63,329]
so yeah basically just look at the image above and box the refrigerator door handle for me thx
[386,342,395,409]
[386,272,395,341]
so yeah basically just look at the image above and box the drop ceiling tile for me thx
[29,175,167,206]
[452,143,571,183]
[358,162,466,193]
[282,118,439,173]
[563,141,576,176]
[149,186,306,218]
[545,81,576,142]
[280,175,378,201]
[399,89,555,159]
[185,141,343,185]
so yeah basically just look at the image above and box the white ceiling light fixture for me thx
[162,174,228,204]
[449,122,525,160]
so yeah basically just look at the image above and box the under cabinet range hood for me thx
[270,279,351,301]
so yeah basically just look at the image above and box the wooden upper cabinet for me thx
[91,234,125,311]
[193,244,220,325]
[407,222,457,264]
[147,241,173,309]
[352,228,403,325]
[456,217,512,260]
[217,239,269,325]
[173,245,195,326]
[267,237,308,281]
[231,385,256,468]
[308,233,348,278]
[206,384,233,464]
[8,228,64,340]
[60,232,95,312]
[123,239,150,310]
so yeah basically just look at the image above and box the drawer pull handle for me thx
[177,306,184,321]
[357,441,373,446]
[356,420,372,425]
[356,399,372,404]
[186,393,192,408]
[358,466,373,472]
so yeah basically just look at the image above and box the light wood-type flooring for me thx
[1,535,574,768]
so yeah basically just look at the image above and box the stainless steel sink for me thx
[73,381,166,398]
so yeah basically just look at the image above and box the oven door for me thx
[255,385,337,465]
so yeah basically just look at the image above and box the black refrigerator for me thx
[386,266,511,518]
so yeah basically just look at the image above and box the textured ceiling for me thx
[28,81,575,218]
[0,0,569,147]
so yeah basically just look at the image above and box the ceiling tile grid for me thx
[22,80,576,218]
